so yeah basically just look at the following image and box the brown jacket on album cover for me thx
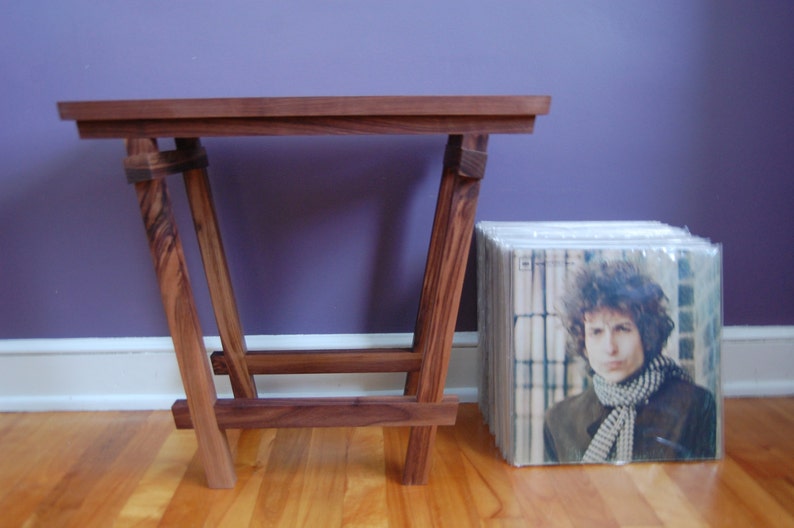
[543,377,717,463]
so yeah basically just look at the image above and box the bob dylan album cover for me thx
[499,243,722,466]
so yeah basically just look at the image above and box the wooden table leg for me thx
[402,134,488,484]
[128,138,237,489]
[177,138,257,399]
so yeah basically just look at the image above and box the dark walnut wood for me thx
[171,395,459,430]
[128,138,237,488]
[58,95,550,488]
[211,349,421,375]
[58,95,550,138]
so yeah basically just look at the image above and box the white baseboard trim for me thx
[0,332,479,412]
[721,326,794,397]
[0,327,791,411]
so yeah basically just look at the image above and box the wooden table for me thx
[58,96,551,488]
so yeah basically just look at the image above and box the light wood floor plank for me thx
[294,428,348,527]
[114,430,198,527]
[587,465,662,527]
[0,398,792,527]
[548,465,620,528]
[453,405,526,524]
[21,412,151,528]
[720,458,794,527]
[625,464,709,528]
[425,424,482,527]
[1,413,101,525]
[250,428,312,527]
[383,427,437,527]
[60,411,173,528]
[508,467,578,527]
[156,451,218,526]
[722,397,794,521]
[212,429,279,528]
[341,427,388,528]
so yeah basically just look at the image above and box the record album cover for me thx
[476,222,722,466]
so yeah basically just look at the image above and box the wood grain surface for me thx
[2,398,792,527]
[58,95,551,138]
[59,97,552,489]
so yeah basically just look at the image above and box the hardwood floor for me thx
[1,398,792,527]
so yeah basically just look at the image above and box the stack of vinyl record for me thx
[475,221,722,466]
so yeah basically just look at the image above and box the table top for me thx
[58,95,551,138]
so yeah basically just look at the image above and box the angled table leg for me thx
[177,138,257,399]
[403,134,488,484]
[127,138,237,489]
[60,95,550,490]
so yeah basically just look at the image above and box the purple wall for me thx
[1,2,792,339]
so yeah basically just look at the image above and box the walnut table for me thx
[58,95,551,488]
